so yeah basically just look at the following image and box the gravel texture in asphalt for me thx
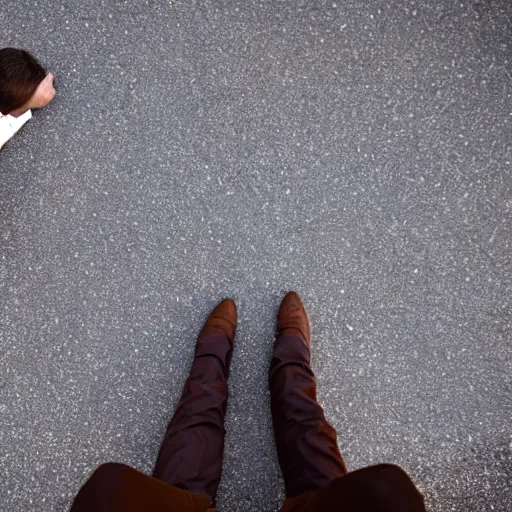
[1,1,511,511]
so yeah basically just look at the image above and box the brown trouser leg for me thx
[70,332,230,512]
[280,464,427,512]
[269,334,347,498]
[153,332,232,506]
[70,463,211,512]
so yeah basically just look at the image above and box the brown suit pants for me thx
[71,333,425,511]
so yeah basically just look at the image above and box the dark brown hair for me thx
[0,48,47,114]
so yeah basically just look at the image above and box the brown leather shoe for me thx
[198,298,237,342]
[276,291,311,347]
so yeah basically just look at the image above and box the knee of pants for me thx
[87,462,132,485]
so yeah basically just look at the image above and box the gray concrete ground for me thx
[1,0,511,511]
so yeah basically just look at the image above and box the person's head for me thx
[0,48,56,117]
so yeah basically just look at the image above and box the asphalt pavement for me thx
[0,1,511,511]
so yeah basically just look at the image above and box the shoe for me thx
[198,298,237,343]
[276,291,311,347]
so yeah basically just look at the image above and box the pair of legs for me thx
[71,293,425,511]
[151,291,347,507]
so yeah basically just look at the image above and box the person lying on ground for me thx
[71,292,426,512]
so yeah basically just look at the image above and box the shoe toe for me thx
[200,298,237,341]
[277,291,311,343]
